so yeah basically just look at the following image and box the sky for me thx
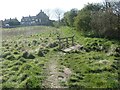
[0,0,104,21]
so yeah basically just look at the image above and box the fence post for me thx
[72,36,74,46]
[57,36,61,49]
[66,37,69,47]
[57,35,75,49]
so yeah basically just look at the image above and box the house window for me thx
[39,19,41,23]
[22,19,24,22]
[21,22,24,24]
[36,19,38,22]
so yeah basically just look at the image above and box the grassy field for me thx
[56,27,120,88]
[1,26,120,88]
[1,26,59,88]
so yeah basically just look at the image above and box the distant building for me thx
[1,18,20,28]
[0,20,3,28]
[21,10,51,26]
[0,10,53,28]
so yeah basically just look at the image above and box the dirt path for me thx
[43,52,72,88]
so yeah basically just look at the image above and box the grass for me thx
[1,26,120,88]
[58,27,120,88]
[1,26,60,88]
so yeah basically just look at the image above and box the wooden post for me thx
[72,36,74,46]
[66,38,69,47]
[57,35,75,49]
[59,38,61,49]
[57,36,61,49]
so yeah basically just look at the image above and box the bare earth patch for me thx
[43,52,72,88]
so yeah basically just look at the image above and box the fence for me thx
[57,35,75,49]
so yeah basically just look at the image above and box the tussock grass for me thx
[1,26,59,88]
[58,27,120,88]
[1,26,120,88]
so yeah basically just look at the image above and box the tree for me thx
[54,8,64,23]
[74,3,102,33]
[62,1,120,39]
[44,9,51,19]
[63,9,78,27]
[90,1,120,39]
[112,1,120,30]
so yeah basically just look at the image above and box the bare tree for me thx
[44,9,51,19]
[54,8,64,22]
[104,0,120,30]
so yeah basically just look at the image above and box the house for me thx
[21,10,51,26]
[2,18,20,28]
[0,20,3,28]
[21,16,37,26]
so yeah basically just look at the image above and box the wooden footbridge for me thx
[57,35,83,53]
[57,35,75,49]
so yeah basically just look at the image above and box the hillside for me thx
[1,26,120,88]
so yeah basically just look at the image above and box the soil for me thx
[43,52,72,88]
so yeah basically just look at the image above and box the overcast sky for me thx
[0,0,104,21]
